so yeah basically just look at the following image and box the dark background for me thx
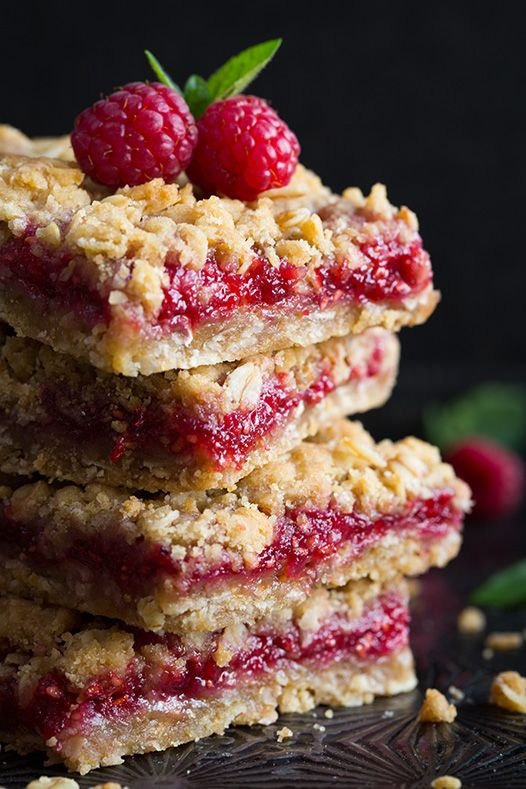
[2,1,525,433]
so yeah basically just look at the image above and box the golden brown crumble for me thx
[276,726,293,742]
[485,631,524,651]
[0,125,74,160]
[418,689,458,723]
[489,671,526,713]
[0,135,423,314]
[457,606,486,634]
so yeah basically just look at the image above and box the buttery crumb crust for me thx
[0,581,416,773]
[0,130,438,374]
[418,688,458,723]
[0,419,470,632]
[0,326,399,491]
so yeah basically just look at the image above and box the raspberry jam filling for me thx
[0,492,460,600]
[0,592,408,740]
[35,341,384,470]
[0,218,431,333]
[0,233,109,329]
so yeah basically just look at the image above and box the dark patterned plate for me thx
[1,514,525,789]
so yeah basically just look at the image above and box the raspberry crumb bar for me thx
[0,579,416,773]
[0,325,398,491]
[0,420,470,633]
[0,147,438,375]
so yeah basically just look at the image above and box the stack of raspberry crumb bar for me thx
[0,124,470,774]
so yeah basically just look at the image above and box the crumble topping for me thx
[0,125,74,160]
[418,688,458,723]
[457,606,486,634]
[489,671,526,713]
[0,131,424,319]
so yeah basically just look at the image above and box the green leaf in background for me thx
[145,50,182,93]
[471,559,526,607]
[207,39,282,102]
[423,383,526,453]
[184,75,211,119]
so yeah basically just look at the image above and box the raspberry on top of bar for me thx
[0,128,438,375]
[0,420,471,633]
[0,579,416,773]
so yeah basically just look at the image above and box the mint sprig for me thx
[423,383,526,453]
[471,560,526,607]
[207,39,282,101]
[145,50,182,94]
[144,39,282,118]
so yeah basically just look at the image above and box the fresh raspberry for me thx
[71,82,198,188]
[445,438,525,519]
[187,95,300,200]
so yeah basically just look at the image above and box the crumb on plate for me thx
[418,688,457,723]
[457,606,486,634]
[431,776,462,789]
[276,726,293,742]
[489,671,526,713]
[448,685,465,701]
[485,631,523,651]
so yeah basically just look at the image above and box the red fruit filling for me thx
[0,219,431,335]
[0,492,461,600]
[0,592,408,740]
[33,340,385,470]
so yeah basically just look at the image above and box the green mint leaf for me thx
[207,38,282,102]
[183,75,211,118]
[471,560,526,607]
[145,50,182,94]
[423,383,526,453]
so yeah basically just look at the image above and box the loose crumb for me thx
[485,631,524,651]
[448,685,465,701]
[26,780,80,789]
[324,708,334,719]
[431,777,462,789]
[276,726,293,742]
[457,606,486,634]
[418,689,458,723]
[382,709,395,719]
[313,723,326,732]
[490,671,526,713]
[482,647,494,660]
